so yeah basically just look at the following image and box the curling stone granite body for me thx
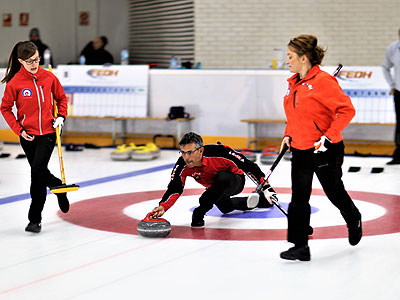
[137,218,171,238]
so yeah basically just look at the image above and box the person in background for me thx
[29,27,53,66]
[279,35,362,261]
[80,36,114,65]
[151,132,277,227]
[382,27,400,165]
[1,41,69,233]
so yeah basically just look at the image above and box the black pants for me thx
[196,171,245,215]
[288,142,361,246]
[393,90,400,160]
[20,133,62,223]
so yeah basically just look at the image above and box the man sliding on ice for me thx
[151,132,277,227]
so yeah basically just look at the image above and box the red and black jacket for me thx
[1,66,68,136]
[159,144,265,211]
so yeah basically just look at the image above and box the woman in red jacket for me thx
[279,35,362,261]
[1,41,69,233]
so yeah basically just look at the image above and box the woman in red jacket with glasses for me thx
[279,35,362,261]
[1,41,69,233]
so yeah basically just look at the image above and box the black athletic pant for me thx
[20,133,62,223]
[393,90,400,160]
[288,142,361,247]
[196,171,245,215]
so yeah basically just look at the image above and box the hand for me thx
[53,116,64,133]
[151,205,165,218]
[314,135,331,153]
[281,136,291,152]
[21,131,35,141]
[390,88,396,95]
[262,183,278,205]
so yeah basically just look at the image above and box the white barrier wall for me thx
[148,69,288,136]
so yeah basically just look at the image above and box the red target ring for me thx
[59,188,400,241]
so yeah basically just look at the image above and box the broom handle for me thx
[54,100,66,185]
[49,65,66,185]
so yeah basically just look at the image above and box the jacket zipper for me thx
[293,91,297,108]
[21,114,26,127]
[32,77,43,135]
[40,86,45,103]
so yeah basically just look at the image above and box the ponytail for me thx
[1,41,38,84]
[288,34,326,66]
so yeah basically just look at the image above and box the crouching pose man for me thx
[151,132,277,227]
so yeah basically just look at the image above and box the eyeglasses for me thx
[179,147,201,156]
[24,56,41,65]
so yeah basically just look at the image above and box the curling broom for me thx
[49,65,79,194]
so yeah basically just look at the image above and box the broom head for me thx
[50,184,79,194]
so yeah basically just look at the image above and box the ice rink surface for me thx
[0,143,399,300]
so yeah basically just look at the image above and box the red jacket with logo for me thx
[159,144,265,211]
[1,66,68,136]
[283,65,355,150]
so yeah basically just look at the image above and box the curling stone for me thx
[137,212,171,238]
[240,149,257,162]
[260,146,279,165]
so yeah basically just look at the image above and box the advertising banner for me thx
[57,65,149,117]
[323,66,394,123]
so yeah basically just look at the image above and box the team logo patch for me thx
[22,88,32,97]
[192,172,202,181]
[302,83,313,90]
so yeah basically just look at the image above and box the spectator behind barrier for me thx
[29,27,53,66]
[80,36,114,65]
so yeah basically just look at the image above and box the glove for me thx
[314,135,331,153]
[262,183,278,205]
[53,116,64,134]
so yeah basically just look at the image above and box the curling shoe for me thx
[57,193,70,213]
[386,159,400,165]
[348,215,362,246]
[246,193,259,209]
[280,245,311,261]
[191,219,205,227]
[25,222,41,233]
[191,208,205,227]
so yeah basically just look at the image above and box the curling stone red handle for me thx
[144,212,155,221]
[143,212,167,223]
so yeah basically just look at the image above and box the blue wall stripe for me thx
[0,163,174,205]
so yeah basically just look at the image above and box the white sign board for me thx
[57,65,149,117]
[323,66,394,123]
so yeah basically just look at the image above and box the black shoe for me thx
[386,159,400,165]
[348,216,362,246]
[191,219,205,227]
[25,222,41,233]
[280,246,311,261]
[57,193,70,213]
[191,208,205,227]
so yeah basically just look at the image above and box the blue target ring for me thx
[190,203,319,218]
